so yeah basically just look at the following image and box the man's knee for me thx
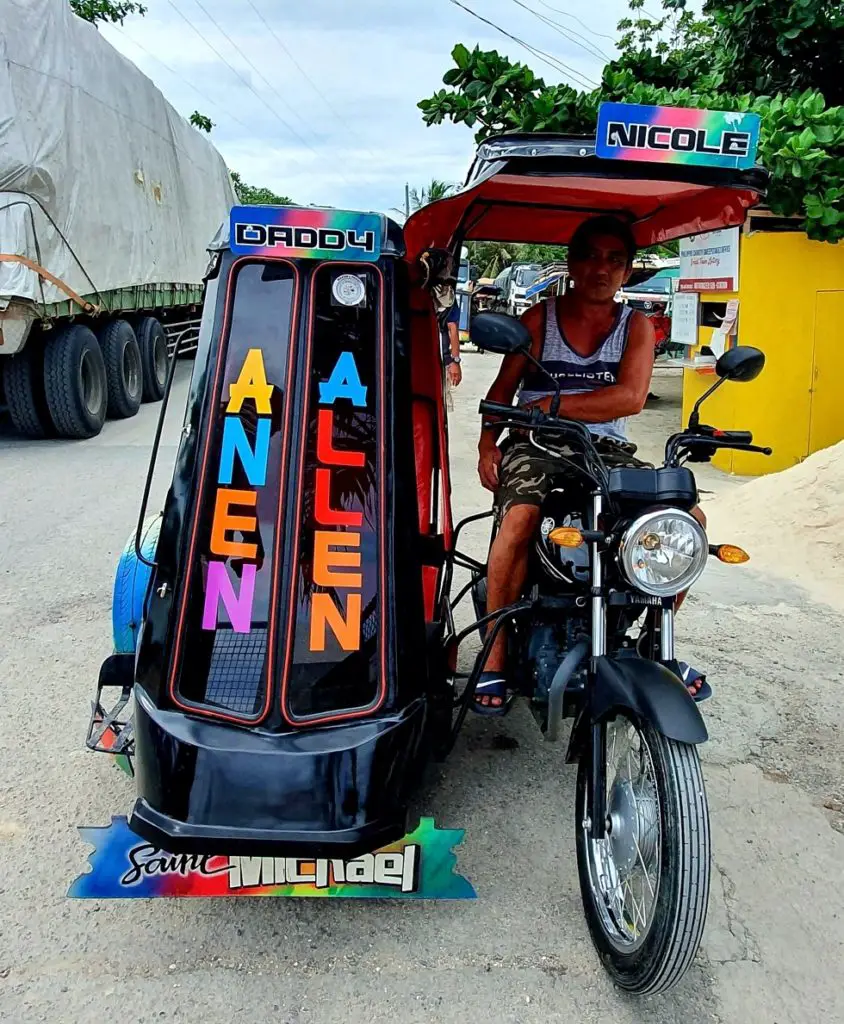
[690,505,706,529]
[496,503,541,547]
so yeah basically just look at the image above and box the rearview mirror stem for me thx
[688,376,725,431]
[521,348,562,417]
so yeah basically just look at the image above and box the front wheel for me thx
[575,714,710,994]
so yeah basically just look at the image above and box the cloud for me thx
[102,0,626,213]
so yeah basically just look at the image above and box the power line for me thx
[186,0,324,149]
[112,26,255,135]
[165,0,312,168]
[244,0,378,160]
[448,0,598,90]
[534,1,619,45]
[507,0,613,63]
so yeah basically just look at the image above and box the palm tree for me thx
[392,179,458,220]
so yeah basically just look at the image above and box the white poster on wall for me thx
[670,292,699,346]
[679,227,740,292]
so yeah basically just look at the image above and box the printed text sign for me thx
[68,817,476,899]
[230,206,381,261]
[596,103,760,170]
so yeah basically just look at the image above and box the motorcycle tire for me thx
[575,713,710,995]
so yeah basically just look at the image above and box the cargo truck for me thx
[0,0,237,439]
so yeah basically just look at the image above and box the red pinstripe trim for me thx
[278,263,388,727]
[166,257,300,725]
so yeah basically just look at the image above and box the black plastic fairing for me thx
[565,655,708,763]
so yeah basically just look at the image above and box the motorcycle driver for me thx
[474,215,708,714]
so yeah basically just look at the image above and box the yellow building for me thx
[681,216,844,475]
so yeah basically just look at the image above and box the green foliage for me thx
[230,171,292,206]
[467,242,568,278]
[393,180,459,219]
[189,111,214,133]
[418,0,844,243]
[69,0,147,25]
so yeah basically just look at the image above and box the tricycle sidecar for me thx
[93,211,457,857]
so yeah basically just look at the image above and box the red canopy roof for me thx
[403,137,766,263]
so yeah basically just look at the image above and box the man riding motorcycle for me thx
[474,215,708,714]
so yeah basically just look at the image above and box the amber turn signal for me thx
[549,527,584,548]
[714,544,750,564]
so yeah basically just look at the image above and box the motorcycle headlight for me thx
[618,510,707,597]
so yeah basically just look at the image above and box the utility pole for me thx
[405,183,410,220]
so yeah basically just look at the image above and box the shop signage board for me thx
[679,227,740,292]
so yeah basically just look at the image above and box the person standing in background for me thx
[441,302,463,389]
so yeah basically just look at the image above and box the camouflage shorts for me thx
[494,437,649,522]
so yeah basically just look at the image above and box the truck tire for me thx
[43,324,108,439]
[136,316,168,402]
[98,318,142,419]
[3,345,51,438]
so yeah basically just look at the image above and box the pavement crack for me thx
[712,863,761,964]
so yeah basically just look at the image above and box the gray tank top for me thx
[517,298,634,441]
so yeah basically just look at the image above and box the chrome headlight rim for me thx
[617,508,708,598]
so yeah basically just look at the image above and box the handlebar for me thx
[696,425,754,445]
[479,399,529,420]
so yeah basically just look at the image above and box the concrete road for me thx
[1,357,842,1023]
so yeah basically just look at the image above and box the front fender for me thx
[565,655,707,763]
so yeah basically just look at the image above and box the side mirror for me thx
[470,312,531,355]
[716,345,765,383]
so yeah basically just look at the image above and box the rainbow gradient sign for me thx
[596,103,760,170]
[68,817,476,899]
[230,205,381,261]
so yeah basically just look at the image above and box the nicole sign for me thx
[596,103,760,170]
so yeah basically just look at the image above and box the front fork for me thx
[585,493,678,841]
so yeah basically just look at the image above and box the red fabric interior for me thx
[404,173,762,262]
[409,298,452,621]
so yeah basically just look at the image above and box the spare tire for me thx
[135,316,168,402]
[112,515,162,654]
[98,318,142,419]
[2,344,51,438]
[43,324,107,439]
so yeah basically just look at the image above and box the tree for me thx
[467,242,569,278]
[70,0,147,25]
[419,2,844,242]
[393,179,459,219]
[230,171,293,206]
[190,111,214,133]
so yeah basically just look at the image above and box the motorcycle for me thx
[439,311,769,992]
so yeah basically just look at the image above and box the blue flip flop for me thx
[471,671,509,716]
[679,662,713,704]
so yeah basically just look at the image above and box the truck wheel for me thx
[98,318,142,419]
[3,345,51,438]
[43,324,107,439]
[135,316,168,402]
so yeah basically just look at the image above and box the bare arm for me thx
[478,303,543,442]
[447,321,460,360]
[530,311,655,422]
[476,304,542,491]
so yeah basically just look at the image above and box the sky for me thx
[101,0,637,216]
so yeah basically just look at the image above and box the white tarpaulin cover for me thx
[0,0,237,307]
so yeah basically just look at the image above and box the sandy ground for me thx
[1,356,843,1023]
